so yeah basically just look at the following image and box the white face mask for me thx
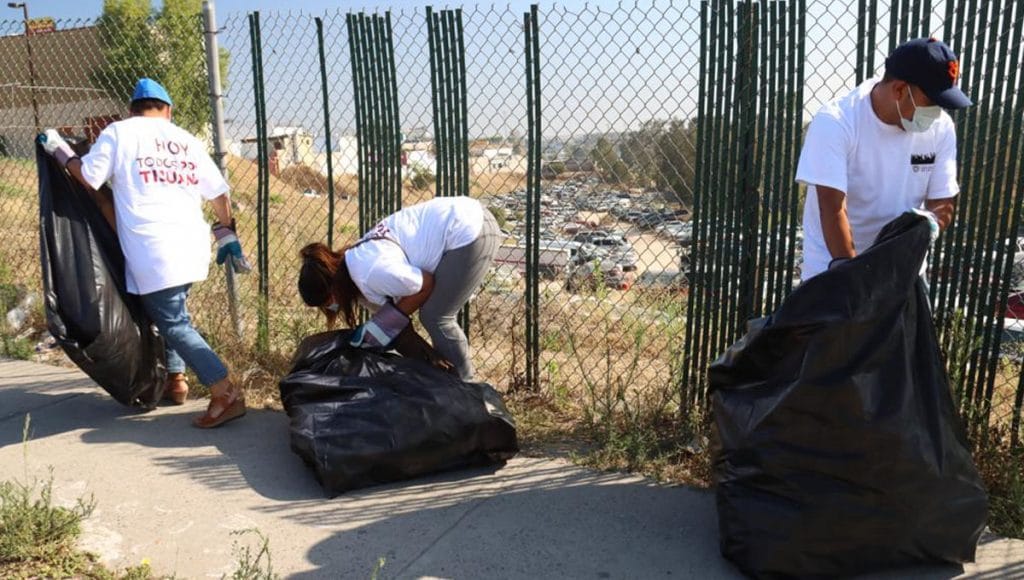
[325,303,340,313]
[897,89,942,133]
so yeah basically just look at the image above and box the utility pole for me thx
[8,2,40,131]
[202,0,242,339]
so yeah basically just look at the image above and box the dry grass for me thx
[0,157,41,289]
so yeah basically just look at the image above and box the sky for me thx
[13,0,623,22]
[6,0,992,151]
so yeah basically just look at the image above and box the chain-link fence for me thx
[1,1,1022,473]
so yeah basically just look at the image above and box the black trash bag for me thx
[710,212,987,579]
[37,144,166,408]
[279,330,519,495]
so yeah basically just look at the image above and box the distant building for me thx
[239,126,315,176]
[314,135,359,176]
[0,25,123,157]
[470,147,527,173]
[404,146,436,177]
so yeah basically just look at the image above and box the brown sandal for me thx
[192,386,246,429]
[162,373,189,405]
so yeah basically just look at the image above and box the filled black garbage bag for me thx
[710,212,988,579]
[37,144,166,408]
[279,330,519,495]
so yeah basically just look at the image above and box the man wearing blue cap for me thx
[40,78,248,428]
[796,38,973,281]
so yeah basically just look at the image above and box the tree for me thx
[542,161,565,180]
[620,119,664,189]
[589,137,630,185]
[92,0,230,136]
[655,119,697,206]
[618,119,698,204]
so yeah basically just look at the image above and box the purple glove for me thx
[38,129,77,167]
[349,302,410,350]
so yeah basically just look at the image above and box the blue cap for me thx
[885,38,972,110]
[131,78,173,107]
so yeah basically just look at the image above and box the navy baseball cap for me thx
[131,78,173,107]
[885,38,972,109]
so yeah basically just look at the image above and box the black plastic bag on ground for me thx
[37,144,166,408]
[710,213,987,579]
[279,330,519,495]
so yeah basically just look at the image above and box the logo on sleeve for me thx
[911,152,936,173]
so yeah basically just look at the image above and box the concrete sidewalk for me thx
[1,359,1021,579]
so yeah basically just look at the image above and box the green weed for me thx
[225,528,278,580]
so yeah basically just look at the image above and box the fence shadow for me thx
[0,366,139,448]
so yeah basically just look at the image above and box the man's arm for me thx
[817,185,856,259]
[209,194,233,227]
[65,158,116,230]
[395,271,435,315]
[925,197,956,230]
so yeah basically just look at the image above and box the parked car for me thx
[575,242,639,272]
[635,270,688,290]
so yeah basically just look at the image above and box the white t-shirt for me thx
[345,196,485,305]
[79,117,230,295]
[796,78,959,280]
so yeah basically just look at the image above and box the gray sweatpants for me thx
[419,209,501,380]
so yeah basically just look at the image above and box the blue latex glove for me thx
[911,208,940,244]
[213,219,252,273]
[37,129,77,167]
[350,302,410,350]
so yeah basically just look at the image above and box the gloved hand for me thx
[349,302,410,350]
[37,129,77,167]
[911,208,940,244]
[213,219,252,273]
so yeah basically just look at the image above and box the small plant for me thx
[225,528,278,580]
[0,415,99,579]
[941,308,981,406]
[543,360,569,406]
[540,330,564,353]
[972,428,1024,538]
[369,556,386,580]
[0,335,34,360]
[565,321,711,485]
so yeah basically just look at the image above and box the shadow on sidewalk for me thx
[0,385,139,447]
[287,472,977,580]
[77,403,327,502]
[290,474,732,580]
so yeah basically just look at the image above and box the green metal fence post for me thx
[316,16,336,247]
[248,11,269,352]
[385,11,402,214]
[524,4,542,390]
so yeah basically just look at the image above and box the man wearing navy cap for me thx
[796,38,973,281]
[39,78,248,429]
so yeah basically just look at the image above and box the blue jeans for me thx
[139,284,228,387]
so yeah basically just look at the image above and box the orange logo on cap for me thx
[949,60,960,83]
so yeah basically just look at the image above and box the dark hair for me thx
[129,98,169,115]
[881,71,897,83]
[298,242,361,327]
